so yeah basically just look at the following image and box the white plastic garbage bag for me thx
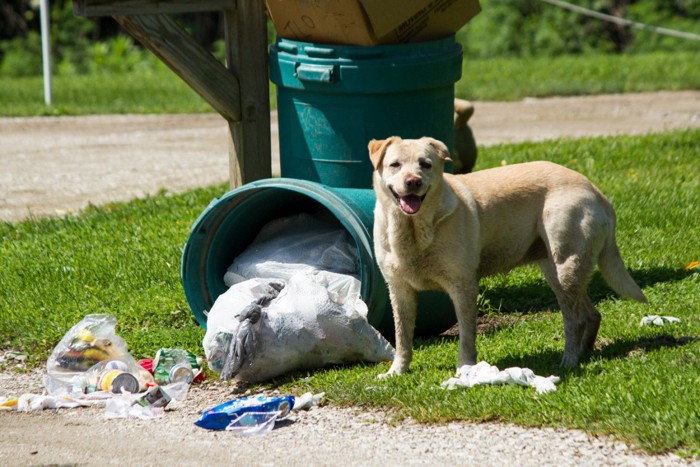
[224,213,360,286]
[203,214,394,383]
[204,274,395,382]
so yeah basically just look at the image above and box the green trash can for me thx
[270,36,463,188]
[181,178,456,340]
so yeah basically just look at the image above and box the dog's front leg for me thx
[447,280,479,369]
[378,282,417,379]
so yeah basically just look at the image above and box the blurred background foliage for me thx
[1,0,699,77]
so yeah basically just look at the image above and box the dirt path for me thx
[1,91,699,466]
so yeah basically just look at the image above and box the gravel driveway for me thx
[1,91,699,466]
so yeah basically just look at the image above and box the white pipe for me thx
[40,0,52,106]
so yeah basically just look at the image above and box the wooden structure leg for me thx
[224,2,271,187]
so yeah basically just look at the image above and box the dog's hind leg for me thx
[539,193,608,367]
[578,294,601,355]
[538,256,601,368]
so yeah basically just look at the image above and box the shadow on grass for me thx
[482,333,697,382]
[596,333,699,361]
[479,266,694,315]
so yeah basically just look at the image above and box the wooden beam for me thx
[113,14,241,122]
[74,0,235,17]
[224,0,272,186]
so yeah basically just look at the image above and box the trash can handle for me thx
[295,64,335,84]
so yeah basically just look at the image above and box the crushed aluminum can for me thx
[153,348,199,385]
[133,385,172,409]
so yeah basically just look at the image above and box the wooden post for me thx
[224,0,272,188]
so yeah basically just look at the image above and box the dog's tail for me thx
[598,231,648,303]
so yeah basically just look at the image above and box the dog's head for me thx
[368,137,452,215]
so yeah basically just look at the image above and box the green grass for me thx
[458,50,700,101]
[0,69,211,116]
[1,129,698,457]
[1,51,698,116]
[0,189,218,359]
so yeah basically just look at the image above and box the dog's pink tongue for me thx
[399,195,422,214]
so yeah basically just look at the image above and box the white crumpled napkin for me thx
[440,361,560,394]
[640,315,680,326]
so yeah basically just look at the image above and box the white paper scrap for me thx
[440,361,560,394]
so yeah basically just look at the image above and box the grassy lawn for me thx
[1,50,699,116]
[0,70,212,116]
[459,50,700,101]
[1,129,698,457]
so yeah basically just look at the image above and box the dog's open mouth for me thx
[391,189,427,215]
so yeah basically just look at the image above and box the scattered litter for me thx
[104,396,165,420]
[152,348,202,385]
[203,213,394,383]
[292,392,325,411]
[16,392,109,411]
[225,411,280,436]
[640,315,681,326]
[18,394,83,411]
[440,361,561,394]
[0,396,18,409]
[195,395,295,432]
[2,314,202,419]
[134,384,172,409]
[43,314,151,394]
[1,352,28,364]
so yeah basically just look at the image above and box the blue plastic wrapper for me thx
[194,395,295,431]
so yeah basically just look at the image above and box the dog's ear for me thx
[368,137,400,169]
[423,137,453,163]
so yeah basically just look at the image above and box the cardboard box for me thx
[265,0,481,46]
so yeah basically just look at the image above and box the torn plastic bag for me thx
[203,214,394,383]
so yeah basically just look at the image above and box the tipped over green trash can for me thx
[181,178,456,340]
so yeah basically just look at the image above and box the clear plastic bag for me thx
[225,411,281,436]
[71,357,155,395]
[43,314,153,395]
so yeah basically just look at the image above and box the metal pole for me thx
[40,0,52,106]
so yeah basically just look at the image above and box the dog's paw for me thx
[377,366,405,380]
[560,353,580,369]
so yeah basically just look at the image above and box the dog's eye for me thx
[420,160,433,169]
[389,161,401,168]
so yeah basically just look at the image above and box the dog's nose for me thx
[405,176,422,189]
